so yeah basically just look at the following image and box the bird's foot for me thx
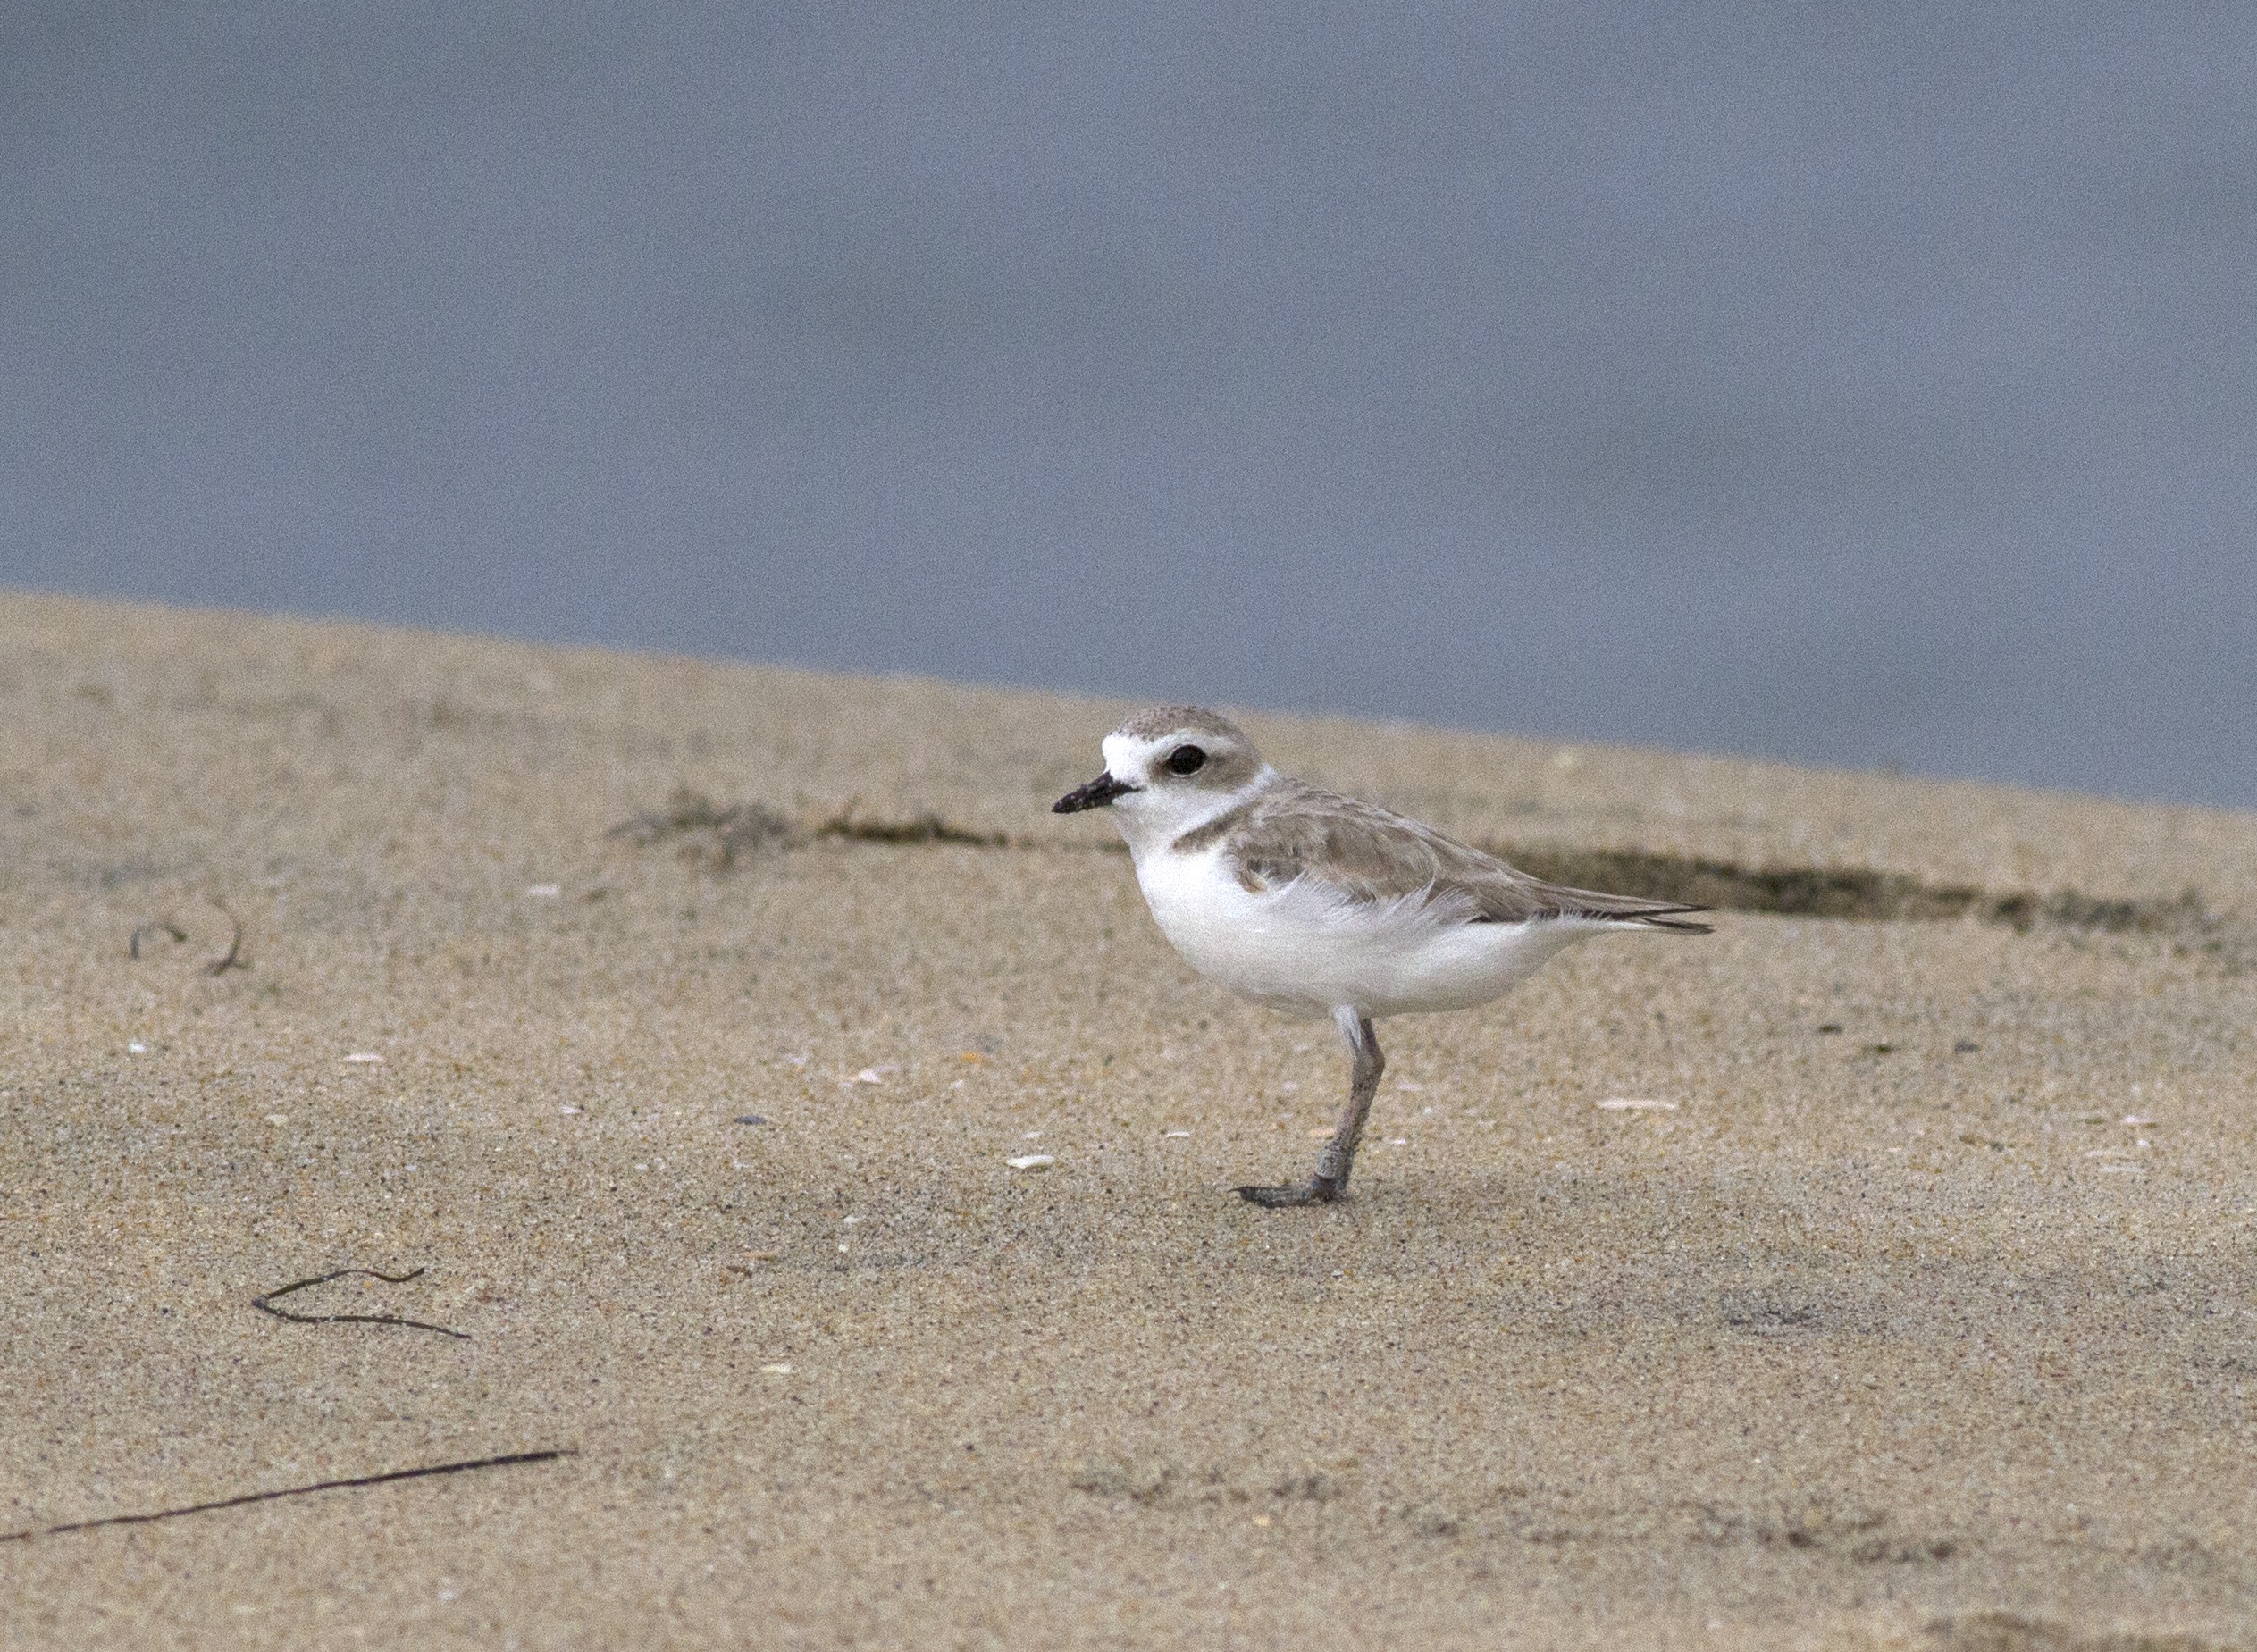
[1233,1176,1343,1209]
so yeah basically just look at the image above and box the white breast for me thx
[1130,843,1598,1019]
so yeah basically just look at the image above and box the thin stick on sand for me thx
[0,1451,575,1544]
[253,1266,469,1340]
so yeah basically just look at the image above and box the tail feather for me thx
[1540,884,1714,934]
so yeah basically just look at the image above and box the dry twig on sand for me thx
[253,1266,468,1340]
[0,1451,574,1544]
[128,900,248,974]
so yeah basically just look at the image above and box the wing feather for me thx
[1204,779,1711,933]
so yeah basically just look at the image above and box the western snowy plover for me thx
[1055,707,1709,1207]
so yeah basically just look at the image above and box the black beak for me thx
[1053,771,1138,813]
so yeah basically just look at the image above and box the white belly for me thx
[1131,844,1596,1019]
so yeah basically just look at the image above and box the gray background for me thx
[5,4,2253,805]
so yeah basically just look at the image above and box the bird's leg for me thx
[1236,1010,1384,1209]
[1310,1013,1384,1194]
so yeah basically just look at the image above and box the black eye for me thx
[1166,744,1207,776]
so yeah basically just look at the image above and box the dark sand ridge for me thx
[3,589,2254,1649]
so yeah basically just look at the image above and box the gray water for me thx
[6,4,2253,805]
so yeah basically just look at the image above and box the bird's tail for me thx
[1545,885,1714,935]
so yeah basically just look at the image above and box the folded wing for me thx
[1207,779,1712,934]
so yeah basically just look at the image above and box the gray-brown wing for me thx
[1202,780,1711,932]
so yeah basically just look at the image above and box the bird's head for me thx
[1053,705,1268,846]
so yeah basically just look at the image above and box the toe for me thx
[1234,1183,1299,1207]
[1233,1181,1337,1209]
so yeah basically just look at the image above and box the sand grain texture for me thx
[3,591,2255,1650]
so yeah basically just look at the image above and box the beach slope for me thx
[4,591,2254,1649]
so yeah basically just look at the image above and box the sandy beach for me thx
[4,589,2255,1650]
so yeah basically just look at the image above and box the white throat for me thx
[1108,766,1278,860]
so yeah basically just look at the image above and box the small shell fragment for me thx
[524,884,562,899]
[760,1363,793,1375]
[1162,1129,1191,1139]
[1006,1153,1055,1171]
[343,1052,385,1065]
[2122,1114,2157,1127]
[1598,1097,1677,1111]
